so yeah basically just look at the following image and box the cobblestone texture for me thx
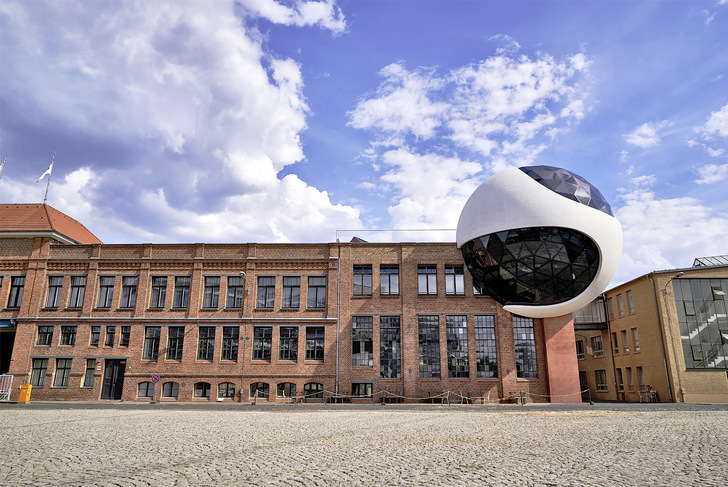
[1,404,726,486]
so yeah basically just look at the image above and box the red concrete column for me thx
[543,314,581,403]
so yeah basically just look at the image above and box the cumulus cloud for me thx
[613,185,728,282]
[348,48,591,229]
[624,121,671,148]
[695,164,728,184]
[238,0,346,34]
[0,0,359,243]
[701,103,728,138]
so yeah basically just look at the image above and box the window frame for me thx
[446,315,469,378]
[202,276,220,309]
[120,276,138,308]
[172,276,191,309]
[197,326,215,361]
[352,316,373,367]
[143,326,161,360]
[418,315,441,378]
[353,265,372,297]
[305,326,325,361]
[105,325,116,347]
[218,382,236,399]
[513,316,537,379]
[417,265,437,295]
[46,276,63,308]
[379,316,401,379]
[379,265,399,296]
[138,381,155,398]
[279,326,299,361]
[307,276,326,309]
[60,326,77,346]
[256,276,275,309]
[149,276,167,309]
[595,369,608,392]
[252,326,272,361]
[194,382,211,398]
[575,339,585,360]
[591,335,604,357]
[7,276,25,308]
[30,358,48,387]
[90,325,100,347]
[83,358,95,387]
[162,381,179,398]
[226,276,244,309]
[221,326,239,361]
[444,265,465,295]
[53,358,72,387]
[166,326,185,361]
[37,325,54,346]
[474,315,498,378]
[281,276,301,309]
[68,276,86,308]
[97,276,115,309]
[120,326,131,347]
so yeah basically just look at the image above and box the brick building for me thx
[1,204,578,403]
[574,257,728,403]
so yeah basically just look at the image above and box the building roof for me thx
[693,255,728,267]
[0,204,102,244]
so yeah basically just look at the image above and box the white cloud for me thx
[238,0,346,34]
[1,0,360,243]
[702,103,728,138]
[613,187,728,283]
[695,164,728,184]
[348,49,591,230]
[624,121,670,148]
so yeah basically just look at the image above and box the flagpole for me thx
[0,156,6,180]
[44,152,55,204]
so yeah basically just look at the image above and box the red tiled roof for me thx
[0,204,102,244]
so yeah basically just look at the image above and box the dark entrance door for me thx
[101,359,126,399]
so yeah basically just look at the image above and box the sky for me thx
[1,0,727,287]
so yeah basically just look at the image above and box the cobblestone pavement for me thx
[1,404,726,486]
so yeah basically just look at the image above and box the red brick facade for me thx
[1,229,569,403]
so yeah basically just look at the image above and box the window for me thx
[60,326,77,346]
[514,316,537,378]
[256,277,275,308]
[632,328,640,352]
[279,326,298,361]
[575,340,585,360]
[194,382,211,398]
[595,369,608,392]
[277,382,296,398]
[202,277,220,308]
[90,326,100,346]
[612,332,619,354]
[143,326,161,360]
[226,276,244,308]
[252,326,272,361]
[37,326,53,346]
[120,326,131,347]
[418,315,441,378]
[380,316,401,379]
[162,382,179,398]
[282,277,300,308]
[149,277,167,308]
[221,326,239,361]
[626,290,634,314]
[607,297,614,320]
[353,265,372,296]
[616,368,624,391]
[166,326,185,360]
[54,358,72,387]
[83,359,95,387]
[31,358,48,387]
[218,382,236,399]
[591,336,603,357]
[418,265,437,295]
[120,276,138,308]
[305,326,325,361]
[616,294,624,317]
[637,366,645,389]
[105,326,116,347]
[474,315,498,378]
[626,367,634,392]
[446,315,469,378]
[46,276,63,308]
[173,276,190,308]
[445,265,465,295]
[380,265,399,296]
[97,276,114,308]
[303,382,323,399]
[352,316,373,367]
[352,382,372,398]
[197,326,215,361]
[68,276,86,308]
[8,276,25,308]
[138,381,154,398]
[307,276,326,308]
[621,330,629,353]
[250,382,269,399]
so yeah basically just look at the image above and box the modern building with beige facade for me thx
[575,256,728,403]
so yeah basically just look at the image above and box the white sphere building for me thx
[457,165,622,319]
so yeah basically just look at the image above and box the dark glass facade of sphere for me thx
[461,227,600,306]
[520,165,613,216]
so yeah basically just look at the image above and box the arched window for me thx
[138,381,154,398]
[162,382,179,398]
[277,382,296,398]
[194,382,211,398]
[218,382,236,399]
[303,382,323,399]
[250,382,269,399]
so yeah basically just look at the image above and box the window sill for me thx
[223,307,243,311]
[254,307,275,311]
[146,308,165,312]
[50,386,69,389]
[41,307,59,311]
[417,294,438,297]
[64,307,82,310]
[280,307,300,311]
[199,308,219,312]
[445,294,465,297]
[93,307,111,311]
[170,307,189,311]
[306,307,326,311]
[304,359,324,363]
[352,295,372,299]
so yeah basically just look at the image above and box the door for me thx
[101,359,126,399]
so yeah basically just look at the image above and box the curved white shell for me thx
[456,167,622,318]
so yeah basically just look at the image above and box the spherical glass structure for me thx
[456,165,622,318]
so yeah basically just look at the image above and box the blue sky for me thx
[1,0,727,286]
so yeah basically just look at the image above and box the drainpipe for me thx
[335,247,341,396]
[604,293,619,401]
[647,274,674,402]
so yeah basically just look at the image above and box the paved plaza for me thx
[1,403,727,486]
